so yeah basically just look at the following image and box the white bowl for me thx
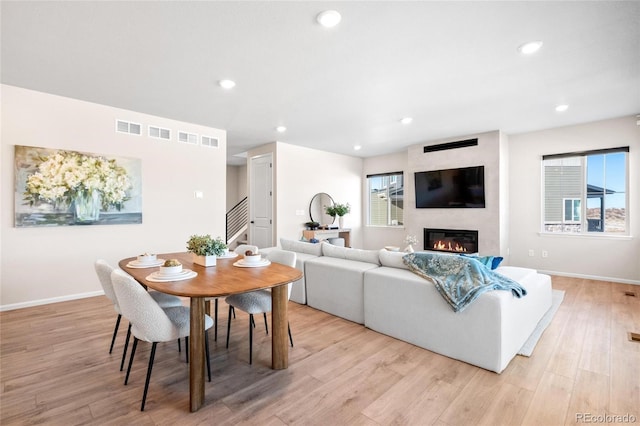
[159,264,182,276]
[243,254,262,264]
[137,253,157,263]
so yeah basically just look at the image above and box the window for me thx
[542,147,628,234]
[367,172,404,226]
[563,198,581,223]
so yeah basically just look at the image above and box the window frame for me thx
[366,171,404,227]
[541,147,629,236]
[562,198,581,224]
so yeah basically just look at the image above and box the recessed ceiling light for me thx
[400,117,413,125]
[555,104,569,112]
[518,41,543,55]
[218,79,236,89]
[317,10,341,28]
[353,145,362,151]
[276,126,287,133]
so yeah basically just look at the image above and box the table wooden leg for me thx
[189,297,205,412]
[271,284,288,370]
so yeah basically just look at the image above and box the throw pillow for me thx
[378,249,409,269]
[280,238,323,256]
[460,253,503,270]
[321,242,380,265]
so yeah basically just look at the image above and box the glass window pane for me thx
[368,173,403,226]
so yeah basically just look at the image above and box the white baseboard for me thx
[0,290,105,312]
[539,269,640,286]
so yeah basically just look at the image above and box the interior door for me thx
[249,153,273,248]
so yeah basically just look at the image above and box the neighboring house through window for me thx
[367,172,404,226]
[542,147,628,234]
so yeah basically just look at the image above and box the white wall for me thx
[246,142,363,248]
[275,142,363,247]
[509,116,639,283]
[1,85,227,308]
[405,131,506,256]
[226,164,247,211]
[362,151,408,250]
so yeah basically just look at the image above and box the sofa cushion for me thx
[378,249,409,270]
[321,242,380,265]
[280,238,323,256]
[305,256,379,324]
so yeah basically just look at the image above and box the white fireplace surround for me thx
[406,130,508,257]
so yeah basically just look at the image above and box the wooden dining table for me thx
[119,251,303,412]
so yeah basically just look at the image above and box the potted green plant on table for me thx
[325,202,350,228]
[186,234,227,267]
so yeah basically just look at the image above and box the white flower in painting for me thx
[24,150,132,211]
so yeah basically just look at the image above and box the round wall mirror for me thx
[309,193,335,225]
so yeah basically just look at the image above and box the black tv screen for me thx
[415,166,485,208]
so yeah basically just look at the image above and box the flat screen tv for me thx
[414,166,485,208]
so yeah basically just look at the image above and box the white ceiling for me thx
[2,1,639,165]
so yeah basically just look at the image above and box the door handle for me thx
[250,221,255,224]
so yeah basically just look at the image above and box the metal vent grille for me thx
[201,135,219,148]
[149,126,171,140]
[178,131,198,144]
[116,120,141,135]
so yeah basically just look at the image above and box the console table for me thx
[303,228,351,247]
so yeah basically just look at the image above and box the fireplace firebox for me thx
[424,228,478,253]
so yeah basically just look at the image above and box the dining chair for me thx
[111,269,213,411]
[205,244,259,341]
[225,249,295,364]
[94,259,183,370]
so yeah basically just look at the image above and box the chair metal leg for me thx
[124,337,139,385]
[214,299,219,342]
[263,312,269,335]
[205,330,211,382]
[178,338,181,353]
[140,342,157,411]
[249,314,253,365]
[288,322,294,347]
[185,336,189,363]
[232,306,236,319]
[251,315,256,328]
[226,305,233,349]
[120,323,132,371]
[109,314,121,354]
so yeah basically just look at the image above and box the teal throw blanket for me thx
[403,252,527,313]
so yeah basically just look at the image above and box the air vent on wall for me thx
[149,126,171,140]
[178,131,198,145]
[201,136,219,148]
[116,120,141,135]
[423,138,478,153]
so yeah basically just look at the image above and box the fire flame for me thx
[433,240,467,252]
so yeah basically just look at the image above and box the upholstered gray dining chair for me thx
[225,249,295,364]
[94,259,183,370]
[205,244,259,341]
[111,269,213,411]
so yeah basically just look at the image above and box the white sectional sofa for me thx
[364,251,552,373]
[260,239,322,304]
[266,239,553,373]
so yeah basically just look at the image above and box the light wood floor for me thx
[1,276,638,425]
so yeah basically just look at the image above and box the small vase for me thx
[73,189,101,223]
[338,216,344,229]
[405,244,414,253]
[193,254,216,267]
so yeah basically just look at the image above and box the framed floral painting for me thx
[14,145,142,227]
